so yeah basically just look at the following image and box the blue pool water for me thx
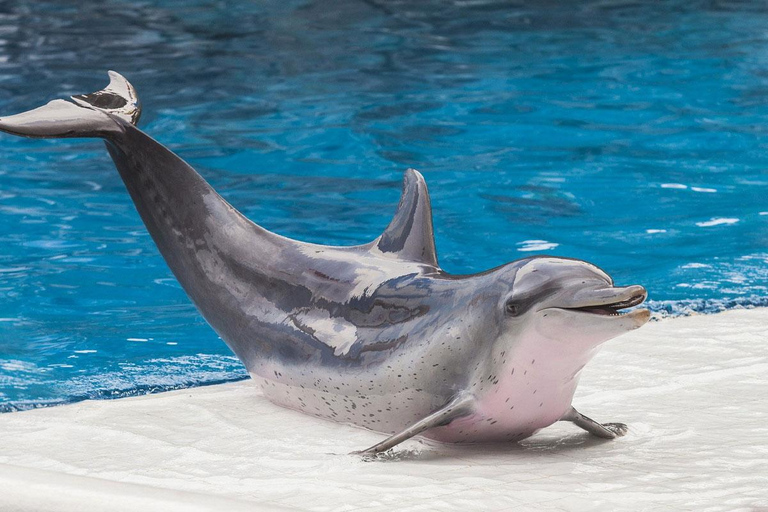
[1,0,768,411]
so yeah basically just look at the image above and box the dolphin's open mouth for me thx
[555,284,648,318]
[565,292,646,316]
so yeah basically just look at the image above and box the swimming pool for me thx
[1,0,767,410]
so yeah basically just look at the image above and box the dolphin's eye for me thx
[505,301,519,316]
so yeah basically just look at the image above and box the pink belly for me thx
[425,367,580,443]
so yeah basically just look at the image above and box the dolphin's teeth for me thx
[566,292,646,317]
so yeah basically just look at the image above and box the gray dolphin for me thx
[0,73,650,454]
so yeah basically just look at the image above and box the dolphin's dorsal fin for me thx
[374,169,438,267]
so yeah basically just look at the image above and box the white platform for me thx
[1,309,767,511]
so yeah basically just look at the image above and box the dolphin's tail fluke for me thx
[0,71,140,139]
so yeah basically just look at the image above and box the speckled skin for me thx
[0,74,650,447]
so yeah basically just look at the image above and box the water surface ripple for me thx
[1,0,768,409]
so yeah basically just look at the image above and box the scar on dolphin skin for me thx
[0,73,651,456]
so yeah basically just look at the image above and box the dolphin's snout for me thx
[568,283,646,310]
[610,284,647,309]
[549,282,649,323]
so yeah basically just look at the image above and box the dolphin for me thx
[0,72,650,454]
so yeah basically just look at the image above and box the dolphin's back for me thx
[106,125,448,369]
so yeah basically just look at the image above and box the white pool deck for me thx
[1,308,767,511]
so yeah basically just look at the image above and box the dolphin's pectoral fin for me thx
[352,393,475,457]
[560,406,627,439]
[374,169,439,267]
[600,423,629,437]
